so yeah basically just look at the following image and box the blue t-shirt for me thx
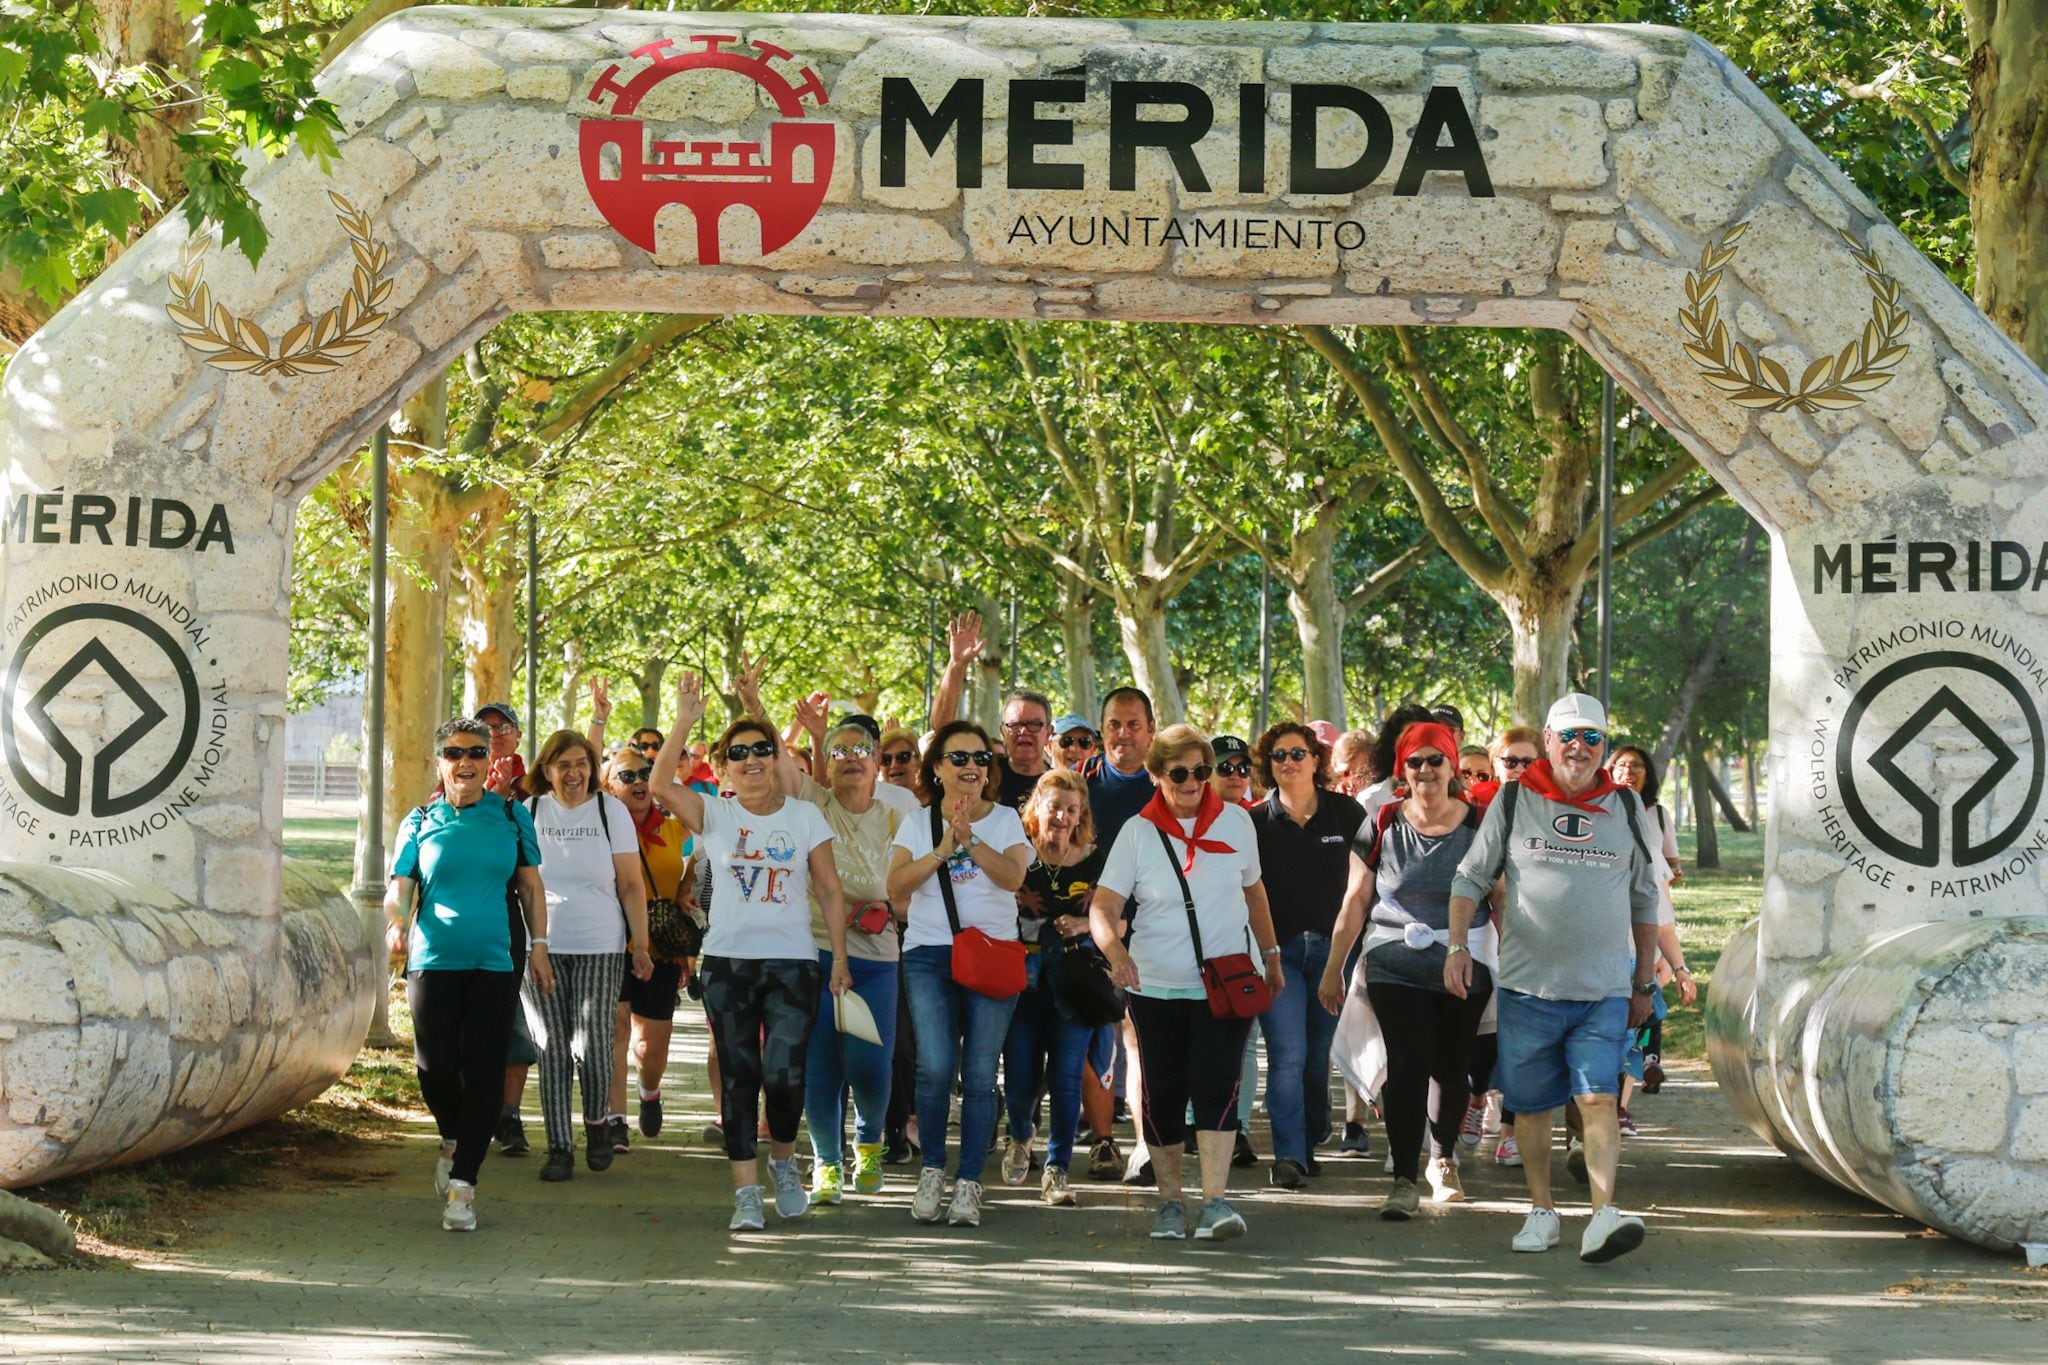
[391,796,542,972]
[1087,759,1156,851]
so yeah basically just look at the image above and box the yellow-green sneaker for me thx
[853,1143,884,1195]
[812,1159,844,1205]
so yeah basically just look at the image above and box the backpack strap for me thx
[1362,799,1402,871]
[1615,787,1655,867]
[1490,779,1522,884]
[931,803,965,937]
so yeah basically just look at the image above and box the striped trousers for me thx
[522,952,627,1153]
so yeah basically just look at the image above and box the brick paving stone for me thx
[3,1015,2044,1363]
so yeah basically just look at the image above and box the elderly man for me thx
[1445,692,1660,1263]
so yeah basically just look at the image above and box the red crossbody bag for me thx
[933,804,1027,1000]
[1157,827,1270,1020]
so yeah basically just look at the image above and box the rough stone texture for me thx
[2,7,2046,1251]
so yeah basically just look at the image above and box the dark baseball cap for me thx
[1431,705,1465,732]
[837,712,882,742]
[1213,735,1250,760]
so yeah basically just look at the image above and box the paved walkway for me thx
[5,1018,2043,1363]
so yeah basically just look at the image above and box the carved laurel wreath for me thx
[167,192,393,377]
[1679,220,1911,414]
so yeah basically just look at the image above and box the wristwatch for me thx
[1633,978,1657,995]
[1446,943,1470,956]
[1262,945,1282,960]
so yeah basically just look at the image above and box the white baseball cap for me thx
[1545,692,1608,731]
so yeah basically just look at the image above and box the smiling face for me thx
[936,733,991,803]
[607,754,653,817]
[826,725,877,791]
[1545,725,1606,792]
[1459,752,1493,786]
[1609,751,1647,793]
[1102,698,1154,774]
[878,737,918,788]
[1052,726,1097,772]
[1152,743,1211,816]
[720,724,777,799]
[1402,743,1449,798]
[546,745,593,800]
[478,710,520,762]
[438,728,490,802]
[1495,741,1539,783]
[1032,786,1083,848]
[1213,752,1251,803]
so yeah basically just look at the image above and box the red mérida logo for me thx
[579,35,834,265]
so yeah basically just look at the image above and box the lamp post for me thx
[354,423,394,1047]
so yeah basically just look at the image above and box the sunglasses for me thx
[1555,728,1606,747]
[440,745,489,761]
[1270,746,1312,764]
[613,767,652,784]
[880,749,915,766]
[1165,764,1214,784]
[942,750,994,768]
[1216,761,1251,778]
[829,743,875,760]
[1499,755,1536,769]
[1404,754,1446,770]
[1057,734,1097,749]
[634,739,662,751]
[724,740,777,762]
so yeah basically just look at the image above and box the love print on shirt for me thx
[730,825,798,903]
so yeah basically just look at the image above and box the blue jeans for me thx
[1257,932,1339,1165]
[903,944,1018,1183]
[804,952,899,1166]
[1001,970,1095,1170]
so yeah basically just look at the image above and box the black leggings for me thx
[700,955,821,1162]
[886,958,917,1138]
[1126,994,1253,1147]
[408,968,520,1186]
[1367,971,1493,1182]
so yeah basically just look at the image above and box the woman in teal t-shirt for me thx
[386,717,550,1233]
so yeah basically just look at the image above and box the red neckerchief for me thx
[633,803,668,848]
[685,759,716,789]
[1139,787,1235,872]
[1518,759,1624,813]
[1466,778,1501,809]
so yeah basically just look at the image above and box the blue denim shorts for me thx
[1495,989,1629,1114]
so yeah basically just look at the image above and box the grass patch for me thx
[283,815,357,891]
[1664,824,1764,1061]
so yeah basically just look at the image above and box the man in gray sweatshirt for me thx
[1446,692,1661,1263]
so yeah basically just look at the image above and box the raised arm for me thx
[586,676,611,755]
[650,673,709,832]
[927,610,983,731]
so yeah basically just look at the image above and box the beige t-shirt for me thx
[802,775,901,962]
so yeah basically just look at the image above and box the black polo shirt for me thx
[1251,786,1367,942]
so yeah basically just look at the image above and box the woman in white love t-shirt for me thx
[885,719,1030,1231]
[650,672,850,1234]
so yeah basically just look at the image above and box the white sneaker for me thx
[442,1179,476,1232]
[911,1167,946,1223]
[1002,1137,1033,1186]
[947,1177,984,1227]
[729,1185,766,1232]
[1426,1154,1465,1203]
[1041,1166,1075,1207]
[1580,1204,1646,1263]
[433,1140,456,1197]
[767,1158,809,1220]
[1512,1207,1562,1253]
[1481,1092,1503,1138]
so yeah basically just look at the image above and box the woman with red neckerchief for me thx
[1089,723,1284,1245]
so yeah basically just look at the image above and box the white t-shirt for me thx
[873,780,920,822]
[892,803,1030,950]
[699,793,836,960]
[1098,804,1263,994]
[528,793,638,955]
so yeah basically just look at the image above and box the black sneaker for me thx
[608,1116,631,1154]
[1269,1156,1306,1189]
[496,1112,529,1156]
[1183,1130,1199,1155]
[539,1146,573,1182]
[587,1125,615,1172]
[882,1131,913,1165]
[1340,1121,1370,1155]
[639,1093,664,1138]
[1304,1153,1323,1177]
[1231,1130,1257,1168]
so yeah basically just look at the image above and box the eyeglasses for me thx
[1499,755,1536,769]
[1404,754,1446,770]
[1057,734,1096,750]
[1165,764,1214,784]
[1555,728,1606,747]
[482,722,518,736]
[1270,746,1311,764]
[942,750,994,768]
[1002,719,1047,733]
[724,740,777,762]
[880,749,915,766]
[440,745,489,761]
[829,743,875,760]
[613,767,652,784]
[1216,761,1250,778]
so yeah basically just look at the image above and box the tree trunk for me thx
[1499,579,1579,726]
[456,491,520,716]
[1967,0,2048,366]
[635,654,669,730]
[1688,736,1720,869]
[1115,589,1184,724]
[354,377,455,887]
[557,639,585,733]
[1652,525,1759,770]
[1286,519,1347,727]
[1744,740,1761,828]
[1057,571,1099,720]
[1705,754,1752,833]
[96,0,194,216]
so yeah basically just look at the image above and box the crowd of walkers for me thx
[385,616,1690,1262]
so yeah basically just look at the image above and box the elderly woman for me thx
[523,730,655,1183]
[1319,721,1490,1220]
[886,719,1032,1229]
[601,741,695,1153]
[651,674,851,1233]
[1091,724,1284,1244]
[385,717,551,1233]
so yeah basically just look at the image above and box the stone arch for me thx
[2,11,2044,1249]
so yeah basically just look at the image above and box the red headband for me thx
[1396,722,1459,772]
